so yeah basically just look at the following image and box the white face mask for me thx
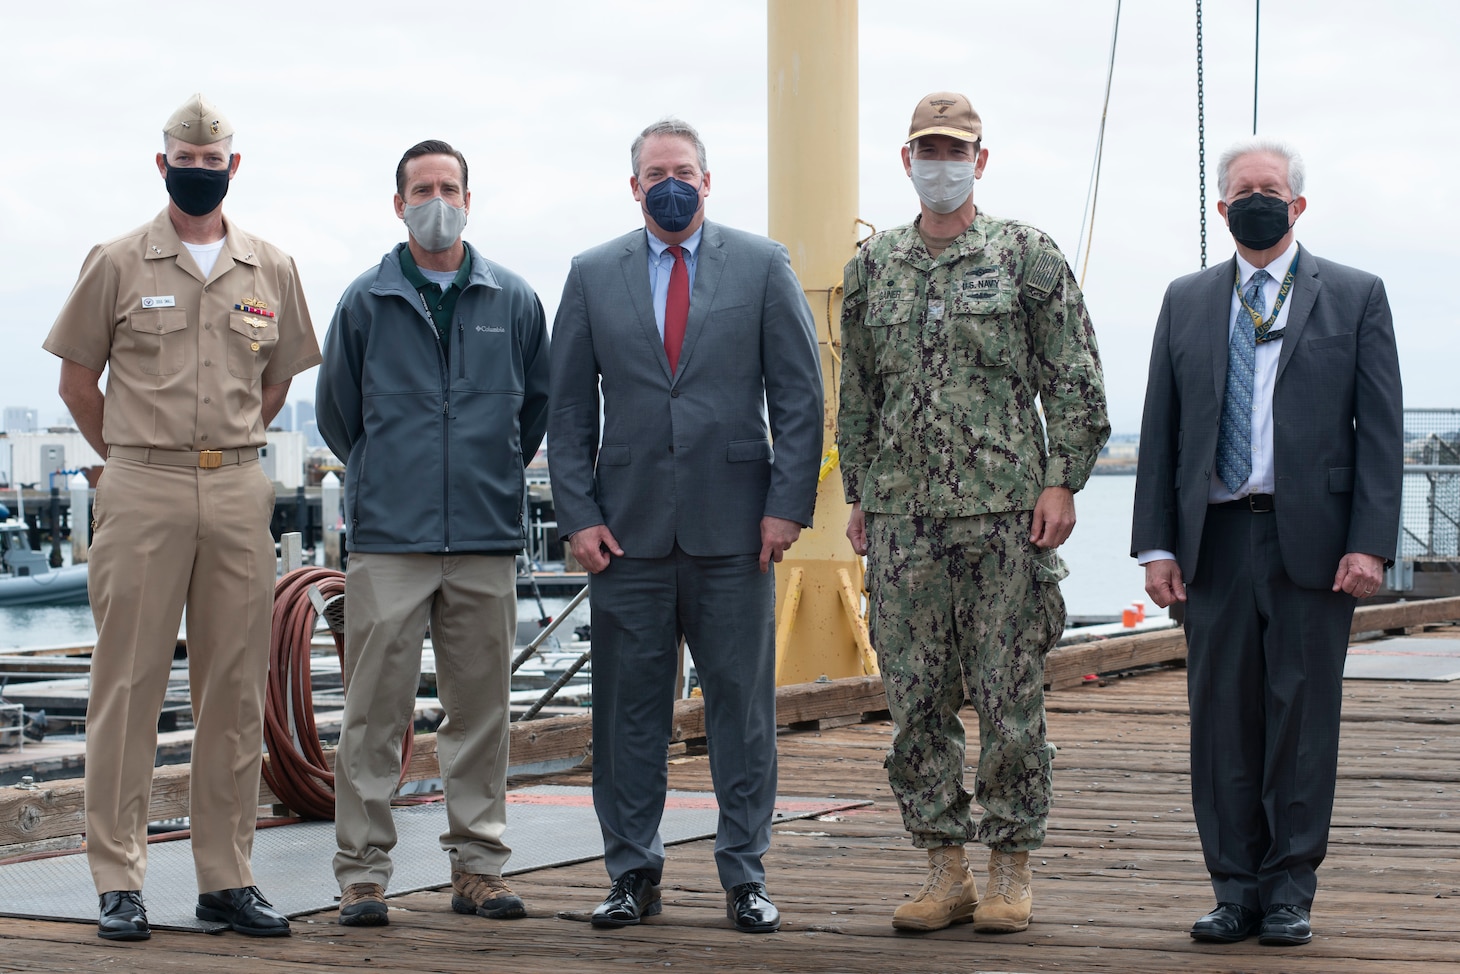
[909,159,977,214]
[403,196,468,252]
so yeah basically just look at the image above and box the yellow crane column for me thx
[767,0,874,683]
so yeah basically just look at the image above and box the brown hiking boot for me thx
[338,883,388,926]
[451,868,526,919]
[973,850,1032,933]
[891,845,979,931]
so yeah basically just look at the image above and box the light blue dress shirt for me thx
[646,226,702,340]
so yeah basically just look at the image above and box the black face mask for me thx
[164,157,233,216]
[1225,193,1292,251]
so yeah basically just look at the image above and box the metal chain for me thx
[1197,0,1208,269]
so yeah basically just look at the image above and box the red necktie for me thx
[664,245,689,373]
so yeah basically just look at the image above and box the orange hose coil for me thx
[264,566,413,819]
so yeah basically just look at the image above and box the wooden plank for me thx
[0,675,891,843]
[0,644,97,658]
[2,660,1458,973]
[0,656,92,675]
[1352,595,1460,632]
[1046,596,1460,691]
[1046,629,1188,691]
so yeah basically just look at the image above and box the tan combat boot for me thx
[973,849,1032,933]
[891,845,979,931]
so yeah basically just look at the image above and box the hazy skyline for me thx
[3,1,1455,435]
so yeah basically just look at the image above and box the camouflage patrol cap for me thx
[163,93,233,145]
[907,92,982,144]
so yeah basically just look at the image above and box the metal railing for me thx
[1390,409,1460,590]
[510,584,590,719]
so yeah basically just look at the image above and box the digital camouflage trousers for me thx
[866,511,1067,852]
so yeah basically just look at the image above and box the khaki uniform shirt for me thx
[838,213,1110,517]
[44,208,321,450]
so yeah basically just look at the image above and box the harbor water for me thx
[0,475,1155,650]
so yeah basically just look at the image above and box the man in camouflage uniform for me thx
[839,92,1109,934]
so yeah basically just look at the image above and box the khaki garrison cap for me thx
[907,91,982,144]
[163,93,234,145]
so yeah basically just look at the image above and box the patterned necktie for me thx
[664,245,689,373]
[1216,269,1269,493]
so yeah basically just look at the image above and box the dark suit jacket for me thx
[1131,246,1403,589]
[548,221,823,558]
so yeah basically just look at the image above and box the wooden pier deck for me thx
[2,646,1458,973]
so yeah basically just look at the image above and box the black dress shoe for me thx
[1190,902,1261,943]
[196,885,291,937]
[591,870,662,927]
[726,881,780,933]
[98,890,150,941]
[1259,903,1312,946]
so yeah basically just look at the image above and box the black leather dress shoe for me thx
[726,881,781,933]
[98,890,150,941]
[591,870,662,927]
[196,885,291,937]
[1259,903,1312,946]
[1190,902,1261,943]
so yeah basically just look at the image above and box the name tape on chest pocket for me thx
[959,266,1003,301]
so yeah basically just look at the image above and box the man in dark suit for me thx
[548,117,823,934]
[1132,137,1402,947]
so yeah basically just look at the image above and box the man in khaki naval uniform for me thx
[44,94,320,941]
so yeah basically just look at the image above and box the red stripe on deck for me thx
[506,792,858,813]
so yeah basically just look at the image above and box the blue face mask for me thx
[643,176,701,233]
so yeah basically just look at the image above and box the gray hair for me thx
[1216,136,1305,199]
[163,134,235,158]
[630,118,707,178]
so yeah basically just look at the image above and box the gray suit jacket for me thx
[1131,246,1403,589]
[548,221,823,558]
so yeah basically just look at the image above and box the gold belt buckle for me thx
[198,450,224,469]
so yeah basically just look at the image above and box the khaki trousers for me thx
[85,456,277,893]
[333,552,516,888]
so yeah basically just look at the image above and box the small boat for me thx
[0,564,90,607]
[0,519,89,607]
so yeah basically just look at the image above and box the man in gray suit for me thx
[1132,137,1402,947]
[548,118,823,934]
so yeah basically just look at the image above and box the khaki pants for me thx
[333,552,516,888]
[85,456,276,893]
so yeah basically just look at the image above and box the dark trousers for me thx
[1185,506,1355,910]
[588,545,777,890]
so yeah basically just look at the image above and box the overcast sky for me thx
[2,0,1454,435]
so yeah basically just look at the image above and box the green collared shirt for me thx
[398,243,472,352]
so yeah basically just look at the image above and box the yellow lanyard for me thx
[1235,253,1299,345]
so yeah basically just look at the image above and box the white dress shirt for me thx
[1137,239,1300,567]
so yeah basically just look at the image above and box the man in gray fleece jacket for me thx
[316,138,549,928]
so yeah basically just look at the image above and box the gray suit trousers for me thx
[588,546,778,890]
[1185,505,1354,910]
